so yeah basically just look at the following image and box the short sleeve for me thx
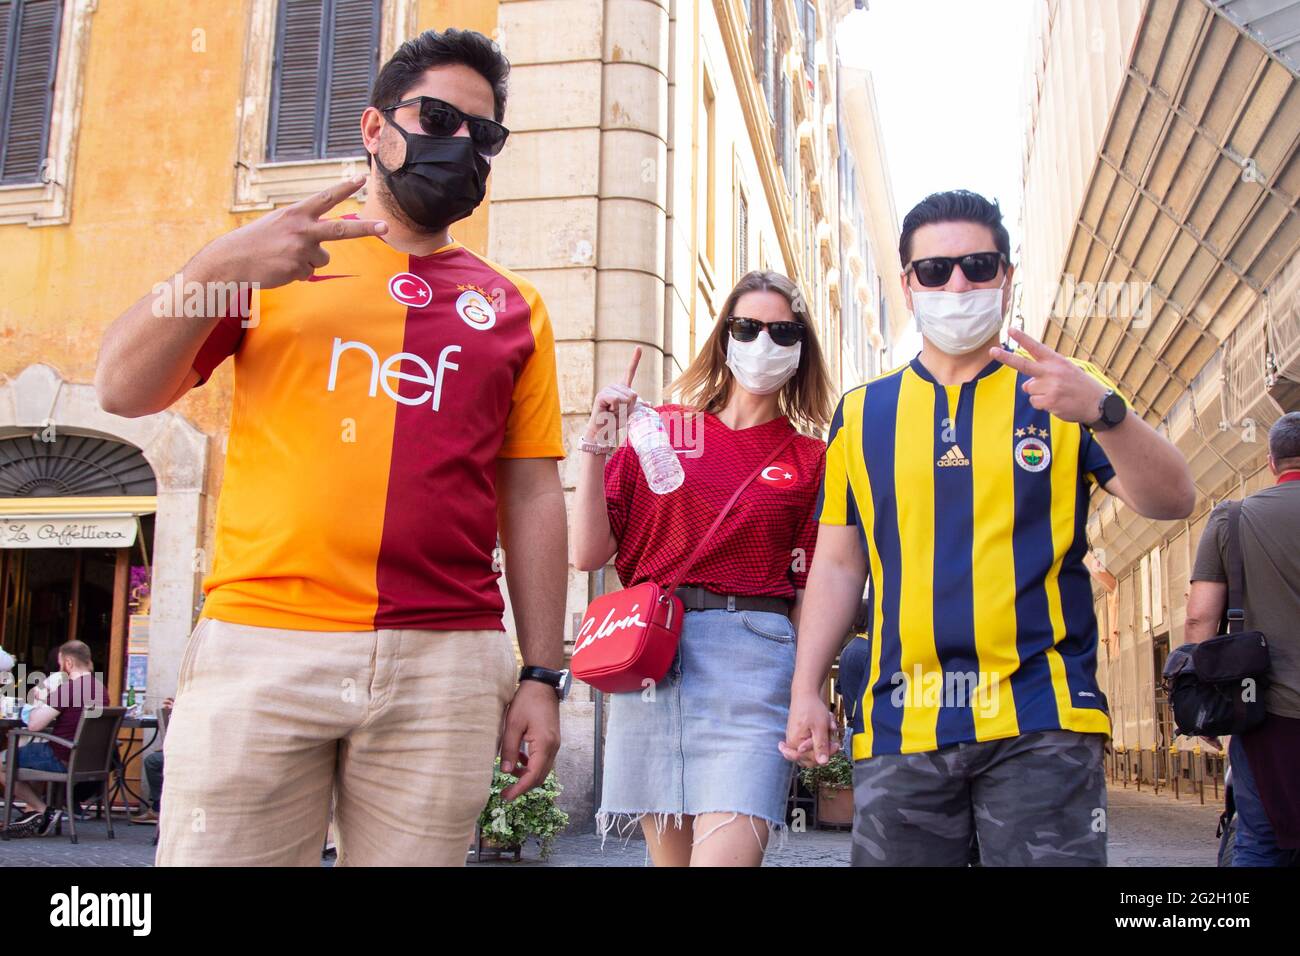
[604,443,637,542]
[192,285,254,386]
[499,285,564,459]
[1191,503,1230,583]
[1079,427,1115,488]
[816,395,858,526]
[791,451,825,589]
[47,679,70,711]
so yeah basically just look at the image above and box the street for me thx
[0,783,1225,867]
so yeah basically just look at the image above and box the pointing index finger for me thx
[624,346,642,388]
[298,175,368,218]
[1007,327,1055,361]
[989,345,1043,377]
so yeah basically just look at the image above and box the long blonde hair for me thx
[670,270,833,433]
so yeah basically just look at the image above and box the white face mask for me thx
[911,286,1006,355]
[726,332,802,395]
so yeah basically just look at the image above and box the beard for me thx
[369,159,442,236]
[369,127,446,236]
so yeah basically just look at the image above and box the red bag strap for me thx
[663,429,799,596]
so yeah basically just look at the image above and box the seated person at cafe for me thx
[132,697,173,825]
[0,641,107,837]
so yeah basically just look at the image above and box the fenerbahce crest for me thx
[1014,434,1051,472]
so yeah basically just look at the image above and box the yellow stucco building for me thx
[1,0,899,817]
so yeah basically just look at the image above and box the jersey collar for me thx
[1277,470,1300,485]
[908,351,1006,386]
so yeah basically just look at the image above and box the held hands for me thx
[193,176,387,289]
[584,346,642,447]
[990,328,1109,425]
[779,690,842,769]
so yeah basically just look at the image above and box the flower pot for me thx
[817,784,854,827]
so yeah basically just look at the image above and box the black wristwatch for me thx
[519,665,572,701]
[1084,388,1127,432]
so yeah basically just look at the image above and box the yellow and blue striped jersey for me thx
[819,355,1118,758]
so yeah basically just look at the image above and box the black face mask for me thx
[373,120,491,232]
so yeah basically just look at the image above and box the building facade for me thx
[1019,0,1300,785]
[1,0,899,822]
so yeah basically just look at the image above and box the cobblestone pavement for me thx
[0,782,1226,867]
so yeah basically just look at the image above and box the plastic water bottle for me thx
[627,402,684,494]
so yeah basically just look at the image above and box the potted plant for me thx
[800,750,854,827]
[476,759,570,860]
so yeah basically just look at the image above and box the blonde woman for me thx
[573,270,834,866]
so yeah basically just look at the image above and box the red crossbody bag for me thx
[571,432,798,693]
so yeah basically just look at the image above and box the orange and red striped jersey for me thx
[191,228,563,632]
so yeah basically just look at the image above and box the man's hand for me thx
[779,690,840,769]
[498,679,561,802]
[990,328,1109,424]
[193,176,387,289]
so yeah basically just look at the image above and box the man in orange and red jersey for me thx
[96,29,569,866]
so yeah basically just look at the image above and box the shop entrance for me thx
[0,433,157,704]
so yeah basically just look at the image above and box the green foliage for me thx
[477,759,570,859]
[799,749,853,791]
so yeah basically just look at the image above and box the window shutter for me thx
[737,193,748,277]
[803,1,815,75]
[269,0,377,162]
[269,0,325,161]
[764,1,776,122]
[0,0,62,185]
[323,0,378,157]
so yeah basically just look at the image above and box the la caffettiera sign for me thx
[0,516,138,549]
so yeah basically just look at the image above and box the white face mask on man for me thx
[911,284,1007,356]
[726,332,802,395]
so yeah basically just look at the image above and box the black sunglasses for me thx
[727,317,806,348]
[383,96,511,157]
[905,252,1008,288]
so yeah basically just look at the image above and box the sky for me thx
[836,0,1039,361]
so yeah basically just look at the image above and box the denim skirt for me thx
[596,607,796,836]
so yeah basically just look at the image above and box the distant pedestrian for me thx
[1185,411,1300,866]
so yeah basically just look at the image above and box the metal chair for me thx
[2,706,127,844]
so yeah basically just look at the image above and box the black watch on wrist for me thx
[519,665,572,701]
[1085,388,1127,432]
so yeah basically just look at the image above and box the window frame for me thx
[233,0,415,211]
[0,0,90,226]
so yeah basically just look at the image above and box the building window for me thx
[736,188,749,280]
[234,0,414,210]
[699,71,716,269]
[0,0,93,226]
[0,0,60,185]
[268,0,381,162]
[778,69,793,194]
[801,1,816,92]
[750,0,775,122]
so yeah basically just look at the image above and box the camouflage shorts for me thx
[851,730,1108,867]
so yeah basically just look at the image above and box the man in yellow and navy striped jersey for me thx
[781,190,1196,866]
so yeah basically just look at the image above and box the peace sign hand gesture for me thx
[195,176,388,290]
[990,328,1110,424]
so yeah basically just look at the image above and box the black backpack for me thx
[1161,500,1270,738]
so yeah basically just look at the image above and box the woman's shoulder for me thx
[790,430,828,456]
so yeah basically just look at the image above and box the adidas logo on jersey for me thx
[937,445,970,467]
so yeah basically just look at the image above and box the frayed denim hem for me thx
[594,809,788,856]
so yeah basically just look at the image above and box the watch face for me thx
[1102,390,1127,426]
[558,669,573,698]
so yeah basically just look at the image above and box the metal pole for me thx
[591,568,606,812]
